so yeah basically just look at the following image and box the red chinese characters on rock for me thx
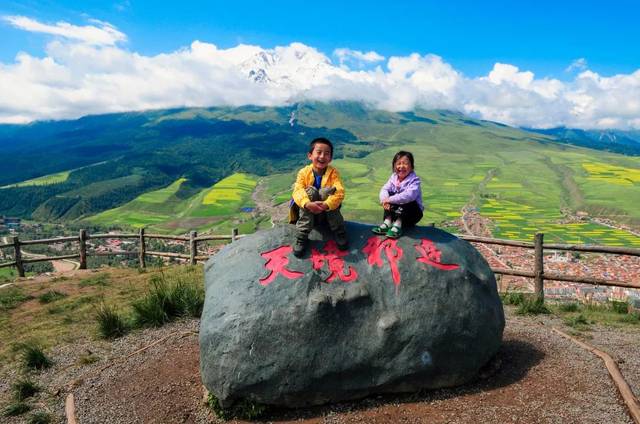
[311,240,358,283]
[258,236,459,287]
[258,245,304,286]
[415,238,460,271]
[363,236,403,287]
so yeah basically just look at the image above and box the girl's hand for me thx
[383,201,391,211]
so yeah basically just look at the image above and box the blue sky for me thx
[2,0,638,79]
[0,0,639,128]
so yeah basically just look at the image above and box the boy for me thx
[290,137,348,258]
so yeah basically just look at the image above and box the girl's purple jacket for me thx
[379,171,424,211]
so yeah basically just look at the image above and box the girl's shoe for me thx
[372,223,389,235]
[386,225,402,239]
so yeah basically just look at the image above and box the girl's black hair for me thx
[392,151,415,170]
[309,137,333,156]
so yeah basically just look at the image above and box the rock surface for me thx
[200,222,504,407]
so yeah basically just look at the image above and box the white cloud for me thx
[1,16,640,130]
[333,48,385,68]
[3,15,126,46]
[566,58,588,73]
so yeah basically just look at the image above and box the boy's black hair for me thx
[392,151,415,170]
[309,137,333,156]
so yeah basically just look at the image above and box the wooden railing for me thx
[1,229,639,300]
[457,233,640,298]
[0,228,243,276]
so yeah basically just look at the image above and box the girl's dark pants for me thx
[384,201,423,227]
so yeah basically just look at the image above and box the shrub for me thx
[501,291,525,306]
[609,301,629,314]
[132,291,170,327]
[38,290,67,304]
[12,378,40,401]
[3,401,31,416]
[19,342,53,370]
[558,302,580,312]
[171,278,205,318]
[28,411,52,424]
[132,269,204,328]
[516,297,550,315]
[96,303,129,339]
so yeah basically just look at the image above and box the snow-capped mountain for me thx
[238,43,342,90]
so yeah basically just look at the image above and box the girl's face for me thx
[394,156,413,181]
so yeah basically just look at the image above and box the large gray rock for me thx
[200,222,504,408]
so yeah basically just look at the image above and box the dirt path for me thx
[6,308,634,424]
[51,259,78,273]
[251,178,289,226]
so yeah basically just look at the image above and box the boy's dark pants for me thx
[384,201,423,227]
[296,187,345,237]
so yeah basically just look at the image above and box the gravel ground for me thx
[1,307,638,423]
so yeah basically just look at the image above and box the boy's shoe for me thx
[335,230,349,251]
[386,225,402,239]
[372,223,389,235]
[293,235,308,258]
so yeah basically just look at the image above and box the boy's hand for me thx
[305,201,328,214]
[382,201,391,211]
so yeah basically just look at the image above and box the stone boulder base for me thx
[200,222,504,408]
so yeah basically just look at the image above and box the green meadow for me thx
[1,170,70,188]
[86,173,260,234]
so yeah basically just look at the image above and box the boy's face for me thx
[308,143,332,173]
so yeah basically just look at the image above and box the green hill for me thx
[1,102,639,246]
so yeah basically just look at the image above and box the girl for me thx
[372,151,423,238]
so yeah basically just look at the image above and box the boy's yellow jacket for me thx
[292,164,345,210]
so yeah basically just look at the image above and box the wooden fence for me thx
[0,228,243,277]
[457,233,640,298]
[1,229,639,300]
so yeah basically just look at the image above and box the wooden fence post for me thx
[138,228,146,268]
[231,228,238,243]
[79,229,87,270]
[189,231,197,265]
[13,236,25,277]
[534,232,544,301]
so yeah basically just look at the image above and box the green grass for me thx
[132,266,204,327]
[78,273,110,287]
[12,378,40,401]
[96,303,130,339]
[38,290,67,304]
[27,411,53,424]
[552,300,640,328]
[207,393,267,420]
[0,267,17,282]
[0,287,33,310]
[0,267,203,365]
[516,297,550,315]
[564,313,590,329]
[3,401,31,416]
[1,170,70,188]
[500,291,526,306]
[19,341,53,370]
